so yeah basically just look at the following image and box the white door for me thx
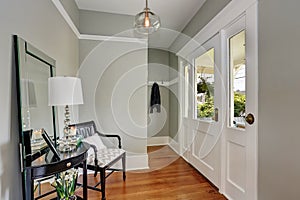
[181,34,224,187]
[220,6,258,200]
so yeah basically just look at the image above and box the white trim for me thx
[245,3,258,199]
[148,81,170,87]
[147,136,170,146]
[169,138,180,155]
[178,58,185,156]
[147,78,178,87]
[177,0,257,58]
[169,77,178,86]
[51,0,148,44]
[79,34,148,44]
[147,136,181,155]
[219,29,227,195]
[126,154,149,171]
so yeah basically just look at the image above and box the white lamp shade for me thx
[48,77,83,106]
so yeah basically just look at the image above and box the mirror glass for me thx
[15,36,58,161]
[21,54,54,135]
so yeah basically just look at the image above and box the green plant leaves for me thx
[51,168,78,199]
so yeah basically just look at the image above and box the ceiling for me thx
[75,0,207,32]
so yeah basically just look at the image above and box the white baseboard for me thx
[147,136,180,154]
[126,153,149,171]
[169,138,180,154]
[147,136,170,146]
[81,153,149,173]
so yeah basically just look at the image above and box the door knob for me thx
[245,113,255,125]
[214,108,219,122]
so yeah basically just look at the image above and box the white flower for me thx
[51,168,79,198]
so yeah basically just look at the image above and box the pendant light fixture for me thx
[134,0,161,34]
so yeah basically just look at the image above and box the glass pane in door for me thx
[229,30,246,128]
[184,65,189,118]
[195,48,215,120]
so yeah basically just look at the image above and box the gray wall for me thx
[170,0,231,52]
[60,0,80,30]
[181,0,231,38]
[0,0,79,199]
[258,0,300,199]
[148,49,179,140]
[78,40,148,162]
[59,0,134,36]
[79,10,134,36]
[148,48,170,137]
[79,39,101,65]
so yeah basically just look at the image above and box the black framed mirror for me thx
[13,35,58,197]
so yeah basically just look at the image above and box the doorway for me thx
[179,5,258,200]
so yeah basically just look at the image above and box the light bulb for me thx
[144,11,150,27]
[144,16,150,27]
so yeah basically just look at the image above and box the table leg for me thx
[83,160,87,200]
[25,170,33,200]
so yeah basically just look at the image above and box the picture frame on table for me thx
[41,129,60,161]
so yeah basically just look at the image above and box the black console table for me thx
[24,143,90,200]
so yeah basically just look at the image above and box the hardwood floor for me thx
[36,146,226,200]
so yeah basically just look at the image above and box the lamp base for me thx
[58,136,76,152]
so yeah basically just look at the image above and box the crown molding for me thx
[79,34,147,43]
[51,0,147,44]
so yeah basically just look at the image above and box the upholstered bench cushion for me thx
[86,148,125,168]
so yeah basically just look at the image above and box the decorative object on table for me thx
[51,168,78,200]
[48,76,84,152]
[41,129,60,160]
[57,134,83,148]
[134,0,160,34]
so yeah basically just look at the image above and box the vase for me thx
[60,195,77,200]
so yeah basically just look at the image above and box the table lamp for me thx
[48,76,83,151]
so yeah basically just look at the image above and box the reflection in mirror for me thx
[14,35,58,199]
[21,53,54,137]
[14,35,58,161]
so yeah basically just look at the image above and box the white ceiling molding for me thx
[177,0,257,59]
[79,34,147,43]
[51,0,147,44]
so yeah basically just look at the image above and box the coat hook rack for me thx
[148,80,169,87]
[147,78,178,87]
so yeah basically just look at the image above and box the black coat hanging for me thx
[150,82,161,113]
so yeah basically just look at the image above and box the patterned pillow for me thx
[82,134,106,156]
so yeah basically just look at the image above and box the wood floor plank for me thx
[35,146,227,200]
